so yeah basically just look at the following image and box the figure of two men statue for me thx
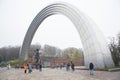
[34,49,42,69]
[35,49,40,64]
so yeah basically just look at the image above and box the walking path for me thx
[0,68,120,80]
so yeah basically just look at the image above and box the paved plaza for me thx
[0,68,120,80]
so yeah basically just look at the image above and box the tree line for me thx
[0,44,83,63]
[0,46,20,62]
[109,32,120,66]
[0,32,120,67]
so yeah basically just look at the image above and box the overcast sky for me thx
[0,0,120,49]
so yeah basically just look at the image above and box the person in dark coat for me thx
[39,63,42,71]
[89,62,94,75]
[71,61,75,71]
[66,62,70,71]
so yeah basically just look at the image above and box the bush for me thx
[10,59,28,67]
[0,62,7,67]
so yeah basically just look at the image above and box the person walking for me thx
[39,63,42,71]
[89,62,94,75]
[71,61,75,71]
[28,63,32,73]
[24,63,28,73]
[66,62,70,71]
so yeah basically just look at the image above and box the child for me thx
[24,63,28,73]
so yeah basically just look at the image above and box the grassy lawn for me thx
[75,66,120,71]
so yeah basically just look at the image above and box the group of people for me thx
[66,61,94,75]
[23,63,32,73]
[23,63,42,74]
[54,61,94,75]
[66,61,75,71]
[9,61,94,76]
[54,61,75,71]
[35,63,42,71]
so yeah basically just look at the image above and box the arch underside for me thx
[19,2,114,68]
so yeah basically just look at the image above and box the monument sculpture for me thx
[35,49,40,64]
[19,2,114,68]
[34,49,42,69]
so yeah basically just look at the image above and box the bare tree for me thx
[109,32,120,66]
[0,46,20,62]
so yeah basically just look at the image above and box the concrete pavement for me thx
[0,68,120,80]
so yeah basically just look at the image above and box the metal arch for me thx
[19,2,114,68]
